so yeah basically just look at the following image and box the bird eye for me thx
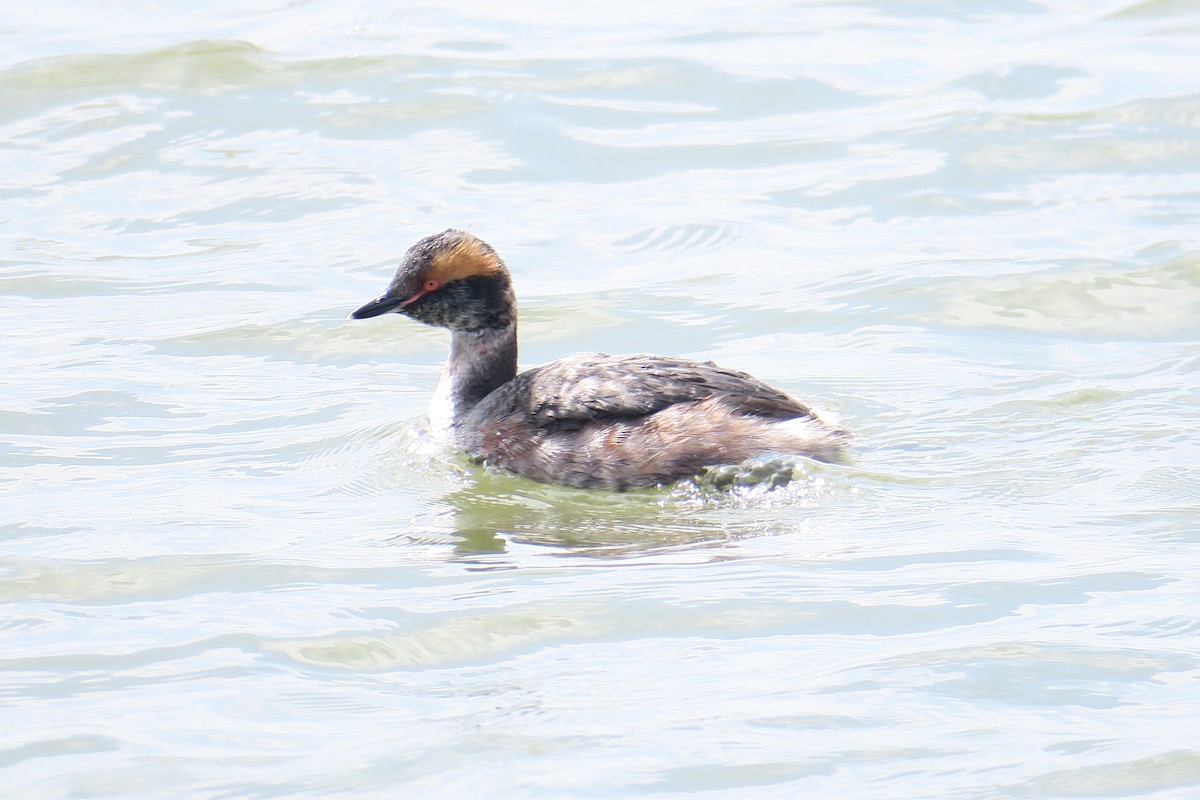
[423,278,441,292]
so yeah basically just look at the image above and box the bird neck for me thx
[428,322,518,436]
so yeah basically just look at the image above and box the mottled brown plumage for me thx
[351,229,847,489]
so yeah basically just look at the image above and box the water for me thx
[3,0,1199,797]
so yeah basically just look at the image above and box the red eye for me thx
[423,278,440,292]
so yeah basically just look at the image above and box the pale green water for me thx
[3,1,1199,797]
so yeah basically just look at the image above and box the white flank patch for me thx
[427,371,456,440]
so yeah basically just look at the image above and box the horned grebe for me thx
[350,229,847,489]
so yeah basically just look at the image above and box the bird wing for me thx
[471,352,816,431]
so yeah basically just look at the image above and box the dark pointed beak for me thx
[349,295,403,320]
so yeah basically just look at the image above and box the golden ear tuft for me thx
[427,234,505,284]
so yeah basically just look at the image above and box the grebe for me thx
[350,229,847,489]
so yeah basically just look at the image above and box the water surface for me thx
[2,0,1199,797]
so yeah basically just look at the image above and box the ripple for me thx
[1004,749,1200,797]
[901,256,1200,337]
[613,222,744,254]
